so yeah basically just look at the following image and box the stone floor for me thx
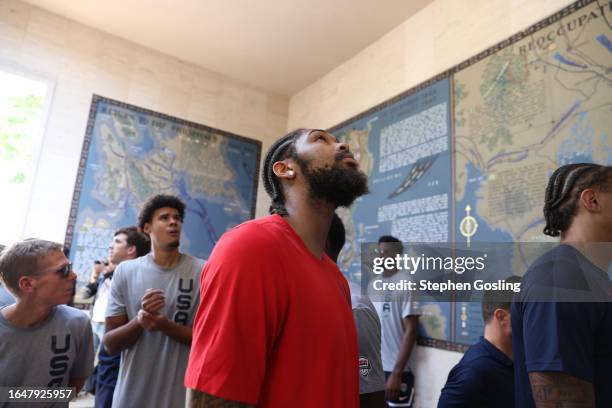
[69,393,95,407]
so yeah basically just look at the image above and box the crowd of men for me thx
[0,128,610,408]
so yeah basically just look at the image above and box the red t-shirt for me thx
[185,215,359,407]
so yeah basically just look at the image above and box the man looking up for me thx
[185,128,369,407]
[103,195,204,408]
[0,239,94,400]
[438,276,520,407]
[512,163,612,407]
[92,226,150,408]
[370,236,420,407]
[326,213,386,408]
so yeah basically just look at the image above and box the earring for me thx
[287,170,294,177]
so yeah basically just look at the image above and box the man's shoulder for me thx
[459,342,508,375]
[180,254,205,270]
[447,352,494,390]
[54,305,90,327]
[523,245,582,282]
[216,215,287,252]
[115,256,146,274]
[228,215,286,236]
[520,244,607,301]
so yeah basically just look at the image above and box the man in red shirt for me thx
[185,128,369,407]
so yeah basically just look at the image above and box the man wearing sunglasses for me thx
[0,239,94,396]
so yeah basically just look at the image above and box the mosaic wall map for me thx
[65,96,261,287]
[330,0,612,350]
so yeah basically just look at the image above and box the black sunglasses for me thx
[56,263,73,277]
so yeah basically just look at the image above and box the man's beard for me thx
[168,240,180,249]
[297,153,369,208]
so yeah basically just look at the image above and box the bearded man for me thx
[185,128,369,407]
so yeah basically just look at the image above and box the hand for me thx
[385,371,402,402]
[137,309,168,332]
[90,263,105,283]
[141,289,165,314]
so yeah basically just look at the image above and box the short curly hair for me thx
[138,195,186,231]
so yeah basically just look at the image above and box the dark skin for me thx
[386,316,418,402]
[377,242,419,402]
[527,187,612,407]
[103,207,192,355]
[188,129,361,407]
[528,372,595,407]
[279,129,355,258]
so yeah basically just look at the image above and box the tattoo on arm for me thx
[187,389,253,408]
[528,372,595,408]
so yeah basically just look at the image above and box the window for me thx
[0,69,51,246]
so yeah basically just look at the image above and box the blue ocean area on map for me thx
[454,163,514,344]
[225,138,260,206]
[340,78,451,277]
[334,78,453,342]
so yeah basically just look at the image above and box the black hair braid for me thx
[543,164,584,236]
[262,128,308,216]
[543,163,611,236]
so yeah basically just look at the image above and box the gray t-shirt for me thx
[0,305,94,408]
[106,253,203,408]
[369,272,421,372]
[0,285,14,307]
[349,282,385,395]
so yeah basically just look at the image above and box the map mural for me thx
[332,79,453,344]
[65,96,261,286]
[331,0,612,350]
[453,0,612,346]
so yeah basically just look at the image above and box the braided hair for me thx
[262,128,310,215]
[543,163,612,236]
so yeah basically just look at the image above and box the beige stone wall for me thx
[289,0,575,130]
[287,0,574,406]
[0,0,288,243]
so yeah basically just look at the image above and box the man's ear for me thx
[143,223,152,235]
[126,245,136,257]
[494,308,510,324]
[273,161,296,180]
[580,189,600,213]
[18,276,36,294]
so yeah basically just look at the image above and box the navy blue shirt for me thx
[512,244,612,407]
[438,336,514,408]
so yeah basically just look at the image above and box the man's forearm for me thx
[392,317,418,374]
[528,372,595,408]
[159,319,192,345]
[187,388,252,407]
[103,318,143,355]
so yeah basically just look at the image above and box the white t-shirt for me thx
[91,278,111,323]
[369,272,421,372]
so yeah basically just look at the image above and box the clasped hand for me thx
[138,289,167,331]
